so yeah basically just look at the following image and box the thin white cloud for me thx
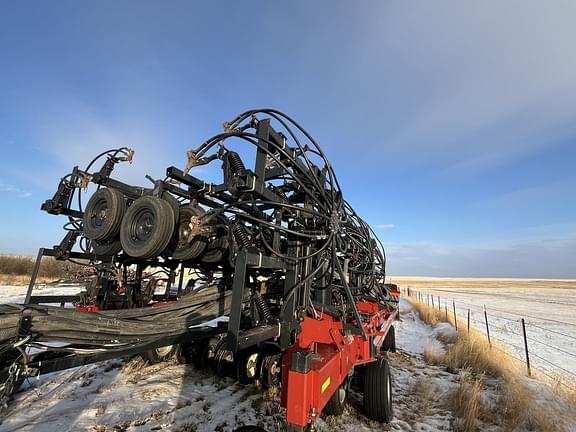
[374,223,396,229]
[0,181,31,198]
[323,1,576,172]
[21,95,194,189]
[474,180,575,211]
[385,233,576,278]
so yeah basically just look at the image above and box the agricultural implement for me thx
[0,109,399,431]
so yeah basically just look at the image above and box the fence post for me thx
[484,305,491,346]
[521,318,531,377]
[445,303,448,320]
[467,309,470,333]
[438,296,441,312]
[431,295,435,308]
[452,299,458,330]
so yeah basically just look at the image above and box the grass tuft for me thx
[447,374,482,432]
[551,376,576,409]
[408,297,572,432]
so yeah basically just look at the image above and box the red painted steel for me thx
[281,299,398,429]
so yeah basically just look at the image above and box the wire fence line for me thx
[402,287,576,391]
[420,294,576,328]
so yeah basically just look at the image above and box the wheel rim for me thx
[156,346,173,357]
[177,217,193,249]
[268,357,280,385]
[338,386,346,404]
[90,199,109,230]
[130,207,156,244]
[246,353,259,379]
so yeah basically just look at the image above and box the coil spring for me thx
[227,152,245,174]
[254,292,273,323]
[275,188,289,202]
[233,224,251,249]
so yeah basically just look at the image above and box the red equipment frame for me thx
[280,299,398,431]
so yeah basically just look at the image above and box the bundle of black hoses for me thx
[192,109,387,299]
[0,285,231,351]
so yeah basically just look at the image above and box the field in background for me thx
[1,278,575,430]
[390,276,576,291]
[0,255,84,285]
[393,276,576,381]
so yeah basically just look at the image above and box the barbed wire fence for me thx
[402,287,576,393]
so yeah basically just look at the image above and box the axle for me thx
[0,109,399,431]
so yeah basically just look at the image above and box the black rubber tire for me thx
[382,326,396,353]
[120,196,175,258]
[91,237,122,257]
[165,205,208,260]
[176,342,197,364]
[236,350,260,384]
[201,237,229,263]
[213,339,234,377]
[83,188,126,241]
[161,192,180,225]
[233,427,267,432]
[142,189,179,224]
[259,353,281,388]
[323,377,349,416]
[194,337,219,370]
[363,358,393,423]
[140,345,179,364]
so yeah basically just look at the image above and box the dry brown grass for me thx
[410,298,520,377]
[0,255,84,285]
[551,376,576,409]
[422,344,443,366]
[409,377,437,417]
[496,374,532,429]
[444,331,520,378]
[448,375,483,432]
[95,405,106,416]
[410,299,448,327]
[407,297,569,432]
[121,356,147,383]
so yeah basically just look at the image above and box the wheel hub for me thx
[132,209,155,242]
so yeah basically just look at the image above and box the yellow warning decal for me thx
[321,377,331,393]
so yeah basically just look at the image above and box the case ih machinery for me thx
[0,109,399,431]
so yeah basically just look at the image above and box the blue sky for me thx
[0,1,575,277]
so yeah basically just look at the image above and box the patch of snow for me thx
[0,289,461,431]
[413,286,576,376]
[4,285,573,431]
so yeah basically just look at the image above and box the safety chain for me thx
[0,361,21,414]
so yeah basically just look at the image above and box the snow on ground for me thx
[411,285,576,376]
[1,285,573,431]
[0,285,461,432]
[0,284,84,305]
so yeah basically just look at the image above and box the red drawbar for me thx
[281,300,398,429]
[76,304,100,312]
